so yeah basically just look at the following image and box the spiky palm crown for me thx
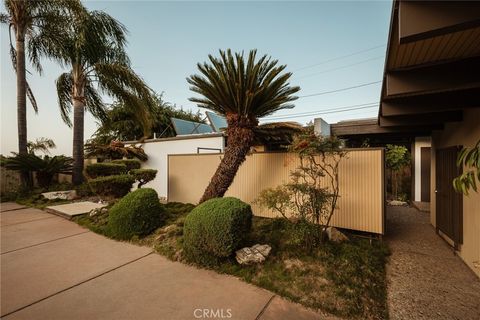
[52,7,154,136]
[1,0,80,112]
[187,49,300,124]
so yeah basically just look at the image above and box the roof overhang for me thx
[378,0,480,131]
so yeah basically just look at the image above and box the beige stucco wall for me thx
[431,108,480,277]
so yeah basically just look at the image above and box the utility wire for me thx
[265,101,378,119]
[263,105,379,121]
[294,56,384,80]
[298,80,382,98]
[293,44,386,72]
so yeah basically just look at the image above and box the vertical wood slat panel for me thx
[168,149,384,234]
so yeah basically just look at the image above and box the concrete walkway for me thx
[0,203,330,320]
[385,206,480,320]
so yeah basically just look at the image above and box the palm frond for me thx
[55,72,73,126]
[187,49,300,120]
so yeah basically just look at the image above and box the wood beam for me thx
[379,110,463,127]
[399,1,480,44]
[385,57,480,98]
[381,88,480,116]
[331,123,442,136]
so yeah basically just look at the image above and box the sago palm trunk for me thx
[199,115,256,203]
[72,97,85,185]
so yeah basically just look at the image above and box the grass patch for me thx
[73,201,389,320]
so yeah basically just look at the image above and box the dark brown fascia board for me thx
[332,123,442,136]
[398,1,480,44]
[379,110,463,127]
[377,0,399,125]
[381,88,480,116]
[385,57,480,97]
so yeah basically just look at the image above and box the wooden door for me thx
[421,147,431,202]
[435,146,463,248]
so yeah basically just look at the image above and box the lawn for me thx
[75,202,390,320]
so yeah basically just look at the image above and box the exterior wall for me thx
[431,108,480,277]
[168,149,385,234]
[414,136,431,201]
[138,135,224,199]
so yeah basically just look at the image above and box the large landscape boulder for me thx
[41,190,77,200]
[325,227,349,243]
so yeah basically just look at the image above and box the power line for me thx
[263,105,379,121]
[294,56,384,80]
[265,101,378,119]
[298,80,382,98]
[293,44,386,72]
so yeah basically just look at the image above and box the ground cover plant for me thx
[75,201,389,320]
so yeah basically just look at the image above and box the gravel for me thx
[385,206,480,320]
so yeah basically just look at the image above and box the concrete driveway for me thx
[0,203,330,320]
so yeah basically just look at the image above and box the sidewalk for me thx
[0,202,330,320]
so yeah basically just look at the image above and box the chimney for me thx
[313,118,331,136]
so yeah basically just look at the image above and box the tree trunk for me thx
[72,97,85,185]
[16,33,30,187]
[199,115,256,203]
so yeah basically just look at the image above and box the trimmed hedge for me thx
[107,188,165,240]
[88,174,135,198]
[183,197,252,265]
[130,168,157,188]
[112,159,141,172]
[85,163,126,178]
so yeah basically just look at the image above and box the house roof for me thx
[377,0,480,131]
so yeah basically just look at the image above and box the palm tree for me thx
[1,0,76,185]
[188,49,300,203]
[53,8,155,185]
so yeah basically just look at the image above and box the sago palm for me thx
[1,0,77,185]
[188,49,300,203]
[53,8,155,184]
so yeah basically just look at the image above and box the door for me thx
[420,147,431,202]
[435,146,463,248]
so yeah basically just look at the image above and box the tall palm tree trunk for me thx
[199,116,256,203]
[16,32,31,187]
[72,96,85,185]
[16,36,27,155]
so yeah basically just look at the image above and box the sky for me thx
[0,0,392,155]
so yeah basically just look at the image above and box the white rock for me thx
[325,226,349,243]
[388,200,408,206]
[41,190,77,200]
[235,244,272,265]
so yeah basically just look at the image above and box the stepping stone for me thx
[46,201,107,220]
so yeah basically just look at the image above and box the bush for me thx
[88,174,135,197]
[112,159,141,172]
[85,163,127,178]
[130,168,157,188]
[107,188,165,239]
[183,197,252,265]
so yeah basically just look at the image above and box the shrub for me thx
[85,163,127,178]
[112,159,141,172]
[183,197,252,265]
[107,188,165,239]
[88,174,135,197]
[130,168,157,188]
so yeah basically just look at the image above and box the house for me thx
[127,113,302,200]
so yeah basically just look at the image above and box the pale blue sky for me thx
[1,1,392,155]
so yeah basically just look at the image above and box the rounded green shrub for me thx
[89,174,135,198]
[130,168,157,187]
[183,197,252,265]
[85,163,127,178]
[107,188,165,240]
[111,159,141,172]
